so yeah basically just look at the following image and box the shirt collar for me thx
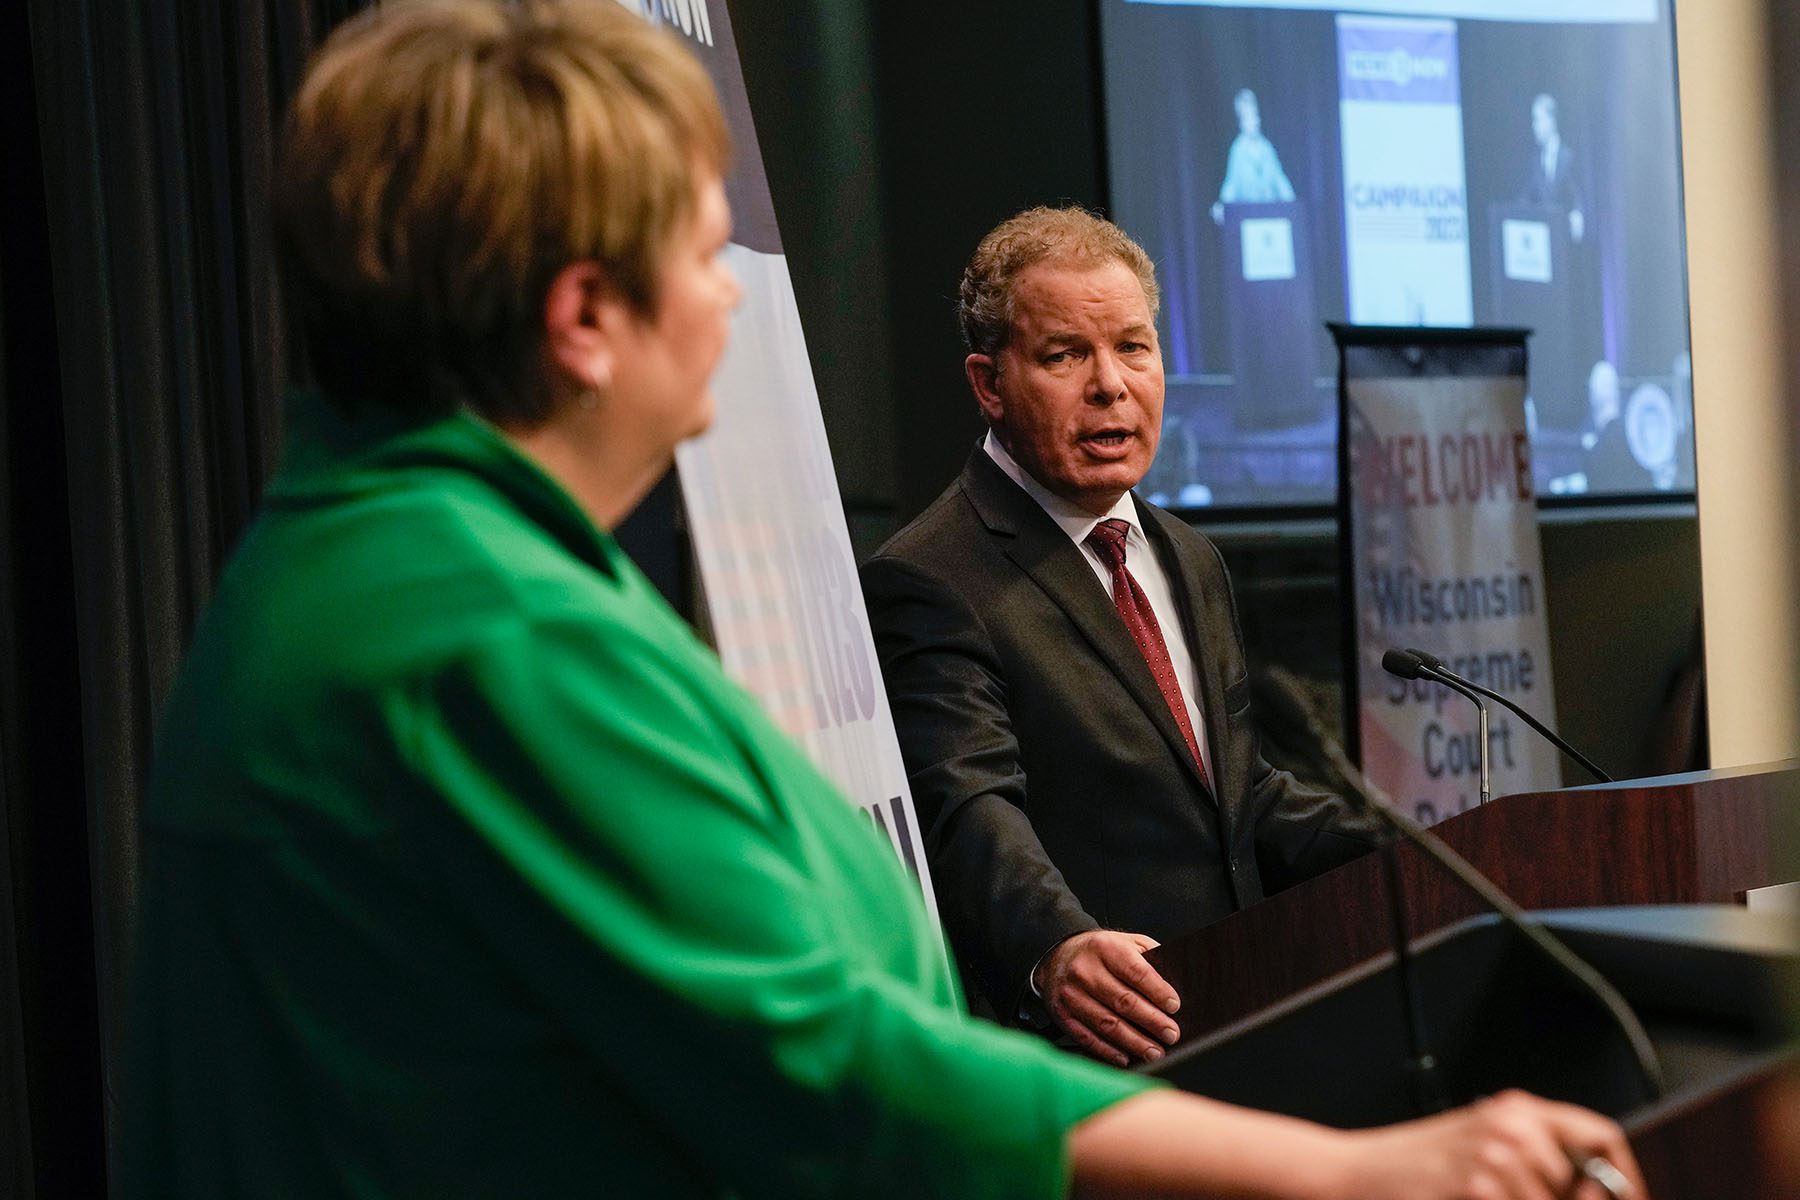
[982,431,1142,548]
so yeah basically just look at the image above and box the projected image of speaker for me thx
[1098,0,1693,509]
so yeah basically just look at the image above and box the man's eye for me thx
[1043,350,1074,366]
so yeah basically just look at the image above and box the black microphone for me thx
[1405,647,1613,784]
[1252,666,1664,1106]
[1383,649,1491,804]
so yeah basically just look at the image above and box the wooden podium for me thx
[1149,907,1798,1198]
[1146,760,1798,1045]
[1141,761,1799,1198]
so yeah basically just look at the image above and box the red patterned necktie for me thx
[1084,518,1212,793]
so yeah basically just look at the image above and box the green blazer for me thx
[125,396,1149,1199]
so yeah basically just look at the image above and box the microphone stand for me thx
[1254,667,1664,1106]
[1376,839,1448,1115]
[1407,647,1614,784]
[1383,648,1492,804]
[1256,668,1448,1114]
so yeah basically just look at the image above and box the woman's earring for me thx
[578,363,610,411]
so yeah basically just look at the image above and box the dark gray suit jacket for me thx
[861,449,1377,1019]
[1522,142,1581,213]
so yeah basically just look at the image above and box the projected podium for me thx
[1487,201,1585,437]
[1218,201,1321,430]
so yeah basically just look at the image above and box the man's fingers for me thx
[1056,985,1169,1064]
[1067,956,1180,1045]
[1053,1006,1130,1068]
[1039,930,1185,1064]
[1097,941,1181,1015]
[1046,988,1132,1066]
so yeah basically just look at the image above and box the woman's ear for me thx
[542,261,621,392]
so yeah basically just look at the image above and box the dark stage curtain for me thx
[2,1,364,1194]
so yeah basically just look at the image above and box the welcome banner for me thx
[619,1,938,897]
[1335,327,1561,824]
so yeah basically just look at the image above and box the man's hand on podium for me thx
[1034,929,1181,1067]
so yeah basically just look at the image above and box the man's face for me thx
[968,258,1164,516]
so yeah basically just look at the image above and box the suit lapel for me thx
[960,450,1215,802]
[1138,497,1230,804]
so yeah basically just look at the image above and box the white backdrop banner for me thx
[1338,330,1561,824]
[624,1,939,899]
[1336,15,1473,328]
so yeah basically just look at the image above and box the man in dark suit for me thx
[1524,92,1584,244]
[861,207,1377,1068]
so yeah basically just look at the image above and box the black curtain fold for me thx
[5,2,362,1194]
[3,1,103,1193]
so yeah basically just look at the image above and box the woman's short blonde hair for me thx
[957,206,1160,359]
[276,0,729,422]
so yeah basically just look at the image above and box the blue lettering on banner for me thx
[1411,790,1480,827]
[1369,569,1537,627]
[1383,648,1538,710]
[1344,46,1450,88]
[1337,16,1460,106]
[784,522,878,731]
[861,797,921,879]
[1422,717,1516,778]
[1350,184,1465,210]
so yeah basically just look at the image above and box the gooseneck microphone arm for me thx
[1383,649,1491,804]
[1253,669,1447,1111]
[1405,647,1614,784]
[1252,667,1665,1105]
[1374,834,1448,1115]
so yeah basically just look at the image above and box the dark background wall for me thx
[733,0,1109,533]
[730,0,1707,782]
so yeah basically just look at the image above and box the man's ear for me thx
[542,260,623,392]
[965,353,1005,427]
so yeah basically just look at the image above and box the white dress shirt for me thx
[983,433,1214,784]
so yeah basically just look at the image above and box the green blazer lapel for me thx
[1138,498,1231,804]
[960,451,1214,801]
